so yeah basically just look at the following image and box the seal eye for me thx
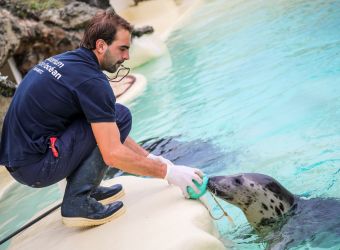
[233,176,243,186]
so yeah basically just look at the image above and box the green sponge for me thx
[187,176,209,199]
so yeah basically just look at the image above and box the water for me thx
[1,0,340,249]
[132,0,340,248]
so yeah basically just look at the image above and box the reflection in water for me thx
[140,136,236,174]
[264,197,340,249]
[105,136,239,179]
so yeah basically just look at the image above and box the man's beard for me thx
[102,50,123,73]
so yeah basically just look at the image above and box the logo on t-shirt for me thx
[33,57,64,80]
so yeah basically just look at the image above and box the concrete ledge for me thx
[9,176,226,250]
[109,0,203,69]
[117,0,203,41]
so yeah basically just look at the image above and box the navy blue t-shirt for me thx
[0,47,116,167]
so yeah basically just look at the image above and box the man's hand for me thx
[165,164,204,198]
[147,154,204,198]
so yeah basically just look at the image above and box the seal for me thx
[207,173,340,249]
[208,173,295,235]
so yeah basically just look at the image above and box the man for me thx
[0,9,203,227]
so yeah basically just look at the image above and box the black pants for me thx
[8,103,132,188]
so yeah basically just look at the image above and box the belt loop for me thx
[49,137,59,158]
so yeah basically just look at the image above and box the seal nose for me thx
[207,176,219,192]
[207,176,223,192]
[207,177,214,191]
[206,176,234,201]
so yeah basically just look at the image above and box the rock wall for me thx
[0,0,153,88]
[0,1,100,76]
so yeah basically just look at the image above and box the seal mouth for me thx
[207,178,216,192]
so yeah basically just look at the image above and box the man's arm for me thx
[123,136,149,157]
[123,136,174,169]
[91,122,166,178]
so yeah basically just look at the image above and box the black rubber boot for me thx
[61,147,125,227]
[91,184,125,205]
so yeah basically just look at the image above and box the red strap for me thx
[49,137,59,158]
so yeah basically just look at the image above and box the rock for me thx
[0,73,16,97]
[40,2,100,30]
[0,3,87,74]
[77,0,111,9]
[0,0,41,20]
[131,25,154,38]
[14,22,82,75]
[0,0,155,76]
[0,9,21,68]
[0,1,95,74]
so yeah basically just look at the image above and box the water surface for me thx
[131,0,340,248]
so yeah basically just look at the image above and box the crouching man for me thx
[0,9,203,227]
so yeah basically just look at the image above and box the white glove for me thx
[147,153,174,168]
[165,164,204,198]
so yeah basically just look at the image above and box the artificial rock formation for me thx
[0,1,97,76]
[0,0,154,97]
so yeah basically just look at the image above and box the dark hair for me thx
[80,8,132,49]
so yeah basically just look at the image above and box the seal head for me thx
[208,173,295,234]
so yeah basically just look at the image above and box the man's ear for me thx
[95,39,107,54]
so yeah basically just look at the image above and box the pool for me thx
[131,0,340,248]
[1,0,340,249]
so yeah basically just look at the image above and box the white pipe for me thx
[8,57,22,85]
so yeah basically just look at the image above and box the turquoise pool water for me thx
[1,0,340,249]
[132,0,340,248]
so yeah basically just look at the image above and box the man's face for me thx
[101,28,131,73]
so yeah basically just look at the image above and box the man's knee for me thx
[116,103,132,125]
